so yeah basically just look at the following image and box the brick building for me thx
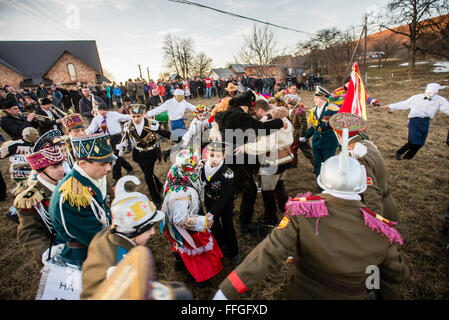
[0,40,109,89]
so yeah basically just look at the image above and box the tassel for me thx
[361,208,403,245]
[285,192,329,219]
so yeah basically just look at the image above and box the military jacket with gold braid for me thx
[121,118,172,161]
[48,168,111,264]
[305,102,339,149]
[14,179,55,263]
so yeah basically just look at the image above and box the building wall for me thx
[44,52,97,85]
[0,63,24,89]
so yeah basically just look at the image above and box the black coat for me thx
[199,163,234,217]
[0,111,35,140]
[79,95,106,120]
[36,87,49,99]
[215,107,283,166]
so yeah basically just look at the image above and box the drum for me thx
[155,112,169,123]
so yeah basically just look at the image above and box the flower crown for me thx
[193,105,209,118]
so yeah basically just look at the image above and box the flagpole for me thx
[363,15,368,84]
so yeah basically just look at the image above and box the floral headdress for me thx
[193,105,209,118]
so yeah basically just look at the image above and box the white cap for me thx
[111,176,164,237]
[174,89,184,96]
[425,83,440,95]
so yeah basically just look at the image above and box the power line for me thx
[168,0,315,35]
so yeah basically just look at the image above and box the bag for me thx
[35,261,82,300]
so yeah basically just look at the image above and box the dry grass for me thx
[1,61,449,300]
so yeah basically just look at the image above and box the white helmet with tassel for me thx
[317,128,367,194]
[111,175,165,237]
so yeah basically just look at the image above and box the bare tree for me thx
[373,34,402,67]
[416,15,449,59]
[162,35,196,78]
[191,52,213,78]
[162,35,180,75]
[378,0,448,74]
[239,24,281,74]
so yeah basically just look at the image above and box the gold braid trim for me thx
[14,185,43,209]
[59,176,93,210]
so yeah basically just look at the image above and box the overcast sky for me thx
[0,0,391,82]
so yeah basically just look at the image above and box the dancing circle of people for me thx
[1,73,449,300]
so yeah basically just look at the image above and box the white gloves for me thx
[299,137,306,143]
[212,289,228,300]
[41,243,65,265]
[116,141,128,157]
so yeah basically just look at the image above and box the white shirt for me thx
[389,94,449,119]
[315,104,325,119]
[146,97,196,121]
[134,119,145,136]
[86,111,131,136]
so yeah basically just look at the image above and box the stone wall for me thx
[0,63,24,89]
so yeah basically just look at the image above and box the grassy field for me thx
[0,59,448,300]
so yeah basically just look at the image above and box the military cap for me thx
[314,86,332,99]
[33,129,64,152]
[129,104,146,114]
[62,113,85,131]
[205,141,231,153]
[71,133,117,162]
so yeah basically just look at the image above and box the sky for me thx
[0,0,391,82]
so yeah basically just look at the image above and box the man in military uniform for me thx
[305,86,340,178]
[214,129,409,300]
[329,112,400,223]
[49,133,116,267]
[14,146,66,267]
[116,104,174,208]
[284,94,313,167]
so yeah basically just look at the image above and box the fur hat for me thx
[229,90,256,109]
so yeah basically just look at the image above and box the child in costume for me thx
[81,175,165,299]
[181,105,212,148]
[199,141,240,266]
[160,148,223,283]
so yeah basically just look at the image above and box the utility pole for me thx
[137,64,142,79]
[147,67,150,81]
[363,15,368,84]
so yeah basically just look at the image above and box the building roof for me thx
[0,40,104,86]
[230,64,254,73]
[210,68,236,79]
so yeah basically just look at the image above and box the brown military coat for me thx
[347,135,399,222]
[80,226,136,300]
[288,103,308,141]
[15,179,55,266]
[219,193,409,300]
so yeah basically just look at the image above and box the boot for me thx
[274,180,289,214]
[261,190,278,226]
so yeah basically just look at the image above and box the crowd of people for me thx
[0,71,448,301]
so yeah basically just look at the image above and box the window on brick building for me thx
[67,63,77,81]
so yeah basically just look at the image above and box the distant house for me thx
[170,73,181,81]
[209,68,237,80]
[0,40,109,89]
[229,64,254,77]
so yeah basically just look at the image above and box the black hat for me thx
[41,98,52,105]
[98,104,109,111]
[205,141,231,153]
[4,99,17,109]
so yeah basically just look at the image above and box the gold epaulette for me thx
[14,183,43,209]
[59,176,93,209]
[327,104,340,112]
